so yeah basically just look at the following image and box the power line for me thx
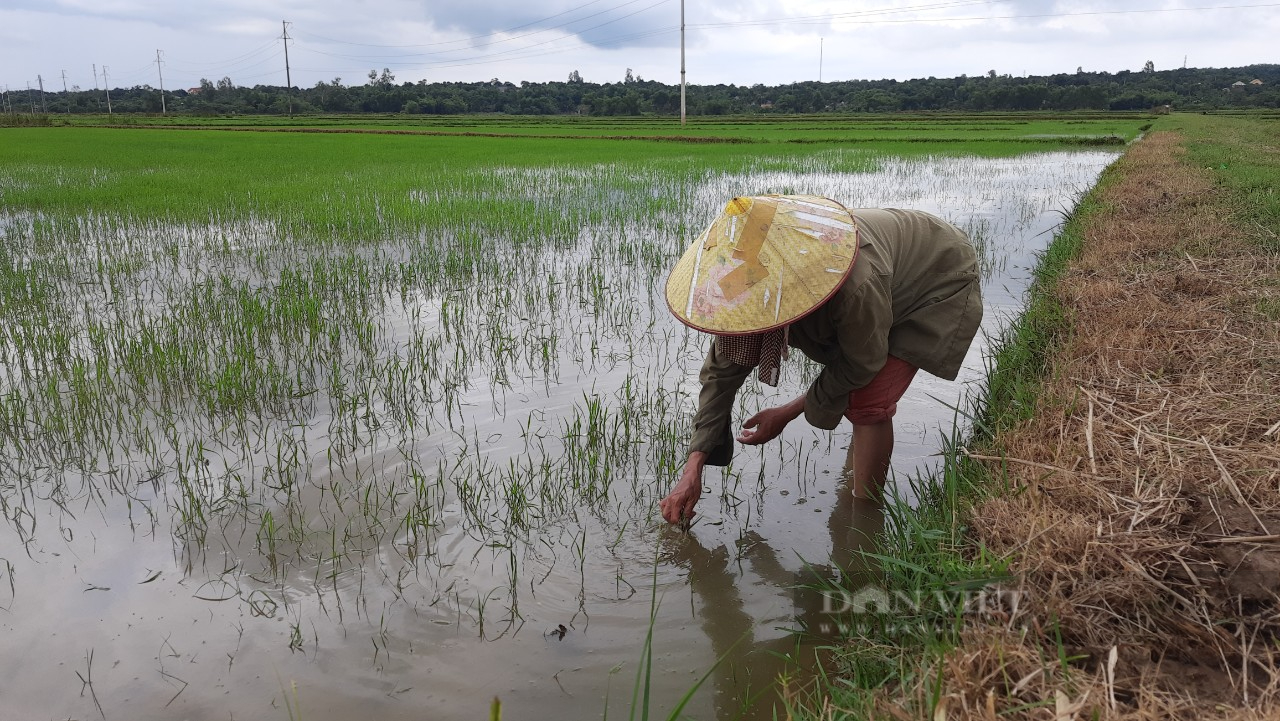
[106,58,161,86]
[169,50,285,83]
[166,39,281,73]
[229,67,295,82]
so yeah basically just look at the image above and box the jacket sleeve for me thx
[689,337,753,466]
[803,276,893,430]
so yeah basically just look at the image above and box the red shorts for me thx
[843,355,919,425]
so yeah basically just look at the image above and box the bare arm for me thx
[736,394,805,444]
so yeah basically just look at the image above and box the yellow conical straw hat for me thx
[665,195,859,335]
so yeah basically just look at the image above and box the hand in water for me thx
[660,455,705,524]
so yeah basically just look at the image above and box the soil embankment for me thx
[893,124,1280,718]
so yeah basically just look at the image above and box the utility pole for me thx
[93,63,101,110]
[282,20,293,116]
[155,49,167,114]
[61,70,69,113]
[37,75,47,113]
[26,82,36,114]
[679,0,686,126]
[819,37,824,83]
[102,66,112,116]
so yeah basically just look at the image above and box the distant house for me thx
[1251,79,1264,85]
[1231,81,1247,91]
[187,87,203,95]
[759,102,774,110]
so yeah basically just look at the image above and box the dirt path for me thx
[893,129,1280,719]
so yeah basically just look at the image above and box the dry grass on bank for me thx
[899,131,1280,719]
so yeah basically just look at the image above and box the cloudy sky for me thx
[1,0,1276,93]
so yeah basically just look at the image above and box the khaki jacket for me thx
[689,208,982,465]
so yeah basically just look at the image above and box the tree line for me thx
[7,63,1277,117]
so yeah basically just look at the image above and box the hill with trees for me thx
[8,63,1278,117]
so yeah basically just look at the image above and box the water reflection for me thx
[664,444,885,720]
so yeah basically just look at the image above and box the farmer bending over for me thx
[660,195,982,525]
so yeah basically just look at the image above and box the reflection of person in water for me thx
[659,196,981,523]
[663,456,885,721]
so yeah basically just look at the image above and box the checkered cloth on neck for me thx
[716,327,789,386]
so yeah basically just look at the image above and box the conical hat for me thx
[665,195,859,335]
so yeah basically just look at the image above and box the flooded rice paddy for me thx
[0,147,1117,720]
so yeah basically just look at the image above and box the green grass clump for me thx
[0,113,53,127]
[1164,113,1280,253]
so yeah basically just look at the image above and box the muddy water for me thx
[0,150,1117,720]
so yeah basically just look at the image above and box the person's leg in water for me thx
[843,355,918,500]
[851,419,895,499]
